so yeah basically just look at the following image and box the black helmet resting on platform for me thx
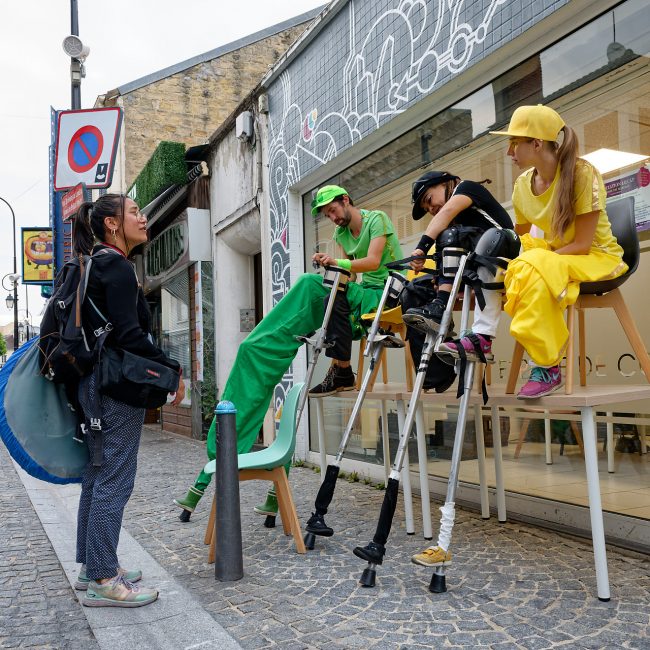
[411,171,460,220]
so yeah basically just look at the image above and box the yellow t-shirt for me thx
[513,159,624,257]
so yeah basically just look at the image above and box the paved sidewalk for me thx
[3,425,650,649]
[124,426,650,650]
[0,444,97,650]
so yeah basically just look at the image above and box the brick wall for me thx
[119,27,307,187]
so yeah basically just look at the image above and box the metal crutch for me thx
[294,264,351,428]
[259,265,351,529]
[428,278,475,593]
[304,271,407,549]
[352,254,469,588]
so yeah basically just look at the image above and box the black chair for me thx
[507,196,650,393]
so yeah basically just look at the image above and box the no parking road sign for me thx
[54,107,122,191]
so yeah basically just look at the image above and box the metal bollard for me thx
[214,400,244,581]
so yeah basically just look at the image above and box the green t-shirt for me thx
[333,209,403,288]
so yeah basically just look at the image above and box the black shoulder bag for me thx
[98,347,179,410]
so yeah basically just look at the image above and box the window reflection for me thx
[301,0,650,521]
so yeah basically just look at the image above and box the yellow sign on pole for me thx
[22,228,54,285]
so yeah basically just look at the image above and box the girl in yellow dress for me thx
[491,105,627,398]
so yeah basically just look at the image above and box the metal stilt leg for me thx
[304,273,407,548]
[295,265,351,427]
[353,256,469,586]
[429,282,477,593]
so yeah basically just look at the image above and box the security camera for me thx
[62,35,90,61]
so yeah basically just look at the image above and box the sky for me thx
[0,0,325,327]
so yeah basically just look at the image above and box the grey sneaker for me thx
[75,565,143,591]
[83,574,158,608]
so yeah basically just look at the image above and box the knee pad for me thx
[437,228,466,277]
[473,228,521,291]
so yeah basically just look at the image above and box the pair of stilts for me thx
[302,253,485,593]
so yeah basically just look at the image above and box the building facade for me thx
[240,0,649,548]
[92,10,321,438]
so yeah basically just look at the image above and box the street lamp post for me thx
[0,196,19,350]
[70,0,81,109]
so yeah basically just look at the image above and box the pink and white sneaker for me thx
[517,365,562,399]
[438,332,494,363]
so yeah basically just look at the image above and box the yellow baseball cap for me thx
[490,104,565,142]
[311,185,349,216]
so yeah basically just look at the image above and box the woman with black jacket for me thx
[72,194,184,608]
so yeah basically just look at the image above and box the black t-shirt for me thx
[450,181,512,230]
[82,245,180,372]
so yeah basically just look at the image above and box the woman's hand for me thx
[409,248,425,272]
[170,379,186,406]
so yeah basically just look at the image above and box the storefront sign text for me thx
[146,223,185,278]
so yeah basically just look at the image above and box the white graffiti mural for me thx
[268,0,508,396]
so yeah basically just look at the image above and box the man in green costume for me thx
[174,185,403,519]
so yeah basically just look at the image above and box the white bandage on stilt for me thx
[436,502,456,551]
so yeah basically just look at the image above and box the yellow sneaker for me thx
[410,546,452,567]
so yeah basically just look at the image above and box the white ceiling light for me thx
[581,148,649,175]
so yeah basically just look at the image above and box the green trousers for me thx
[192,273,382,491]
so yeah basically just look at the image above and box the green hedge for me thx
[128,141,186,208]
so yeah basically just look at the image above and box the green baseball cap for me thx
[311,185,349,216]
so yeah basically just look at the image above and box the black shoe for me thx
[309,366,355,397]
[424,371,457,394]
[353,541,385,565]
[403,299,454,336]
[305,512,334,537]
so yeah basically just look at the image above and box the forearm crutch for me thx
[294,265,351,427]
[304,271,407,549]
[352,254,469,588]
[427,281,475,594]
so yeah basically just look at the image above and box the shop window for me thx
[161,270,191,383]
[301,0,650,520]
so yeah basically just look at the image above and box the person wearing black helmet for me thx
[402,171,513,364]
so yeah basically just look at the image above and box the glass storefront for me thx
[161,270,191,391]
[303,0,650,522]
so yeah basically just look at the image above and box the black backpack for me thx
[38,251,112,386]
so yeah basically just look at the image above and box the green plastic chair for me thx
[204,383,306,560]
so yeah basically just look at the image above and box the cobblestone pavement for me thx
[0,444,98,650]
[122,427,650,650]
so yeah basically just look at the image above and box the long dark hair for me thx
[72,194,126,257]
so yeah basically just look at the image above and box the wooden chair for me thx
[203,383,306,563]
[356,305,414,391]
[513,408,584,463]
[507,197,650,394]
